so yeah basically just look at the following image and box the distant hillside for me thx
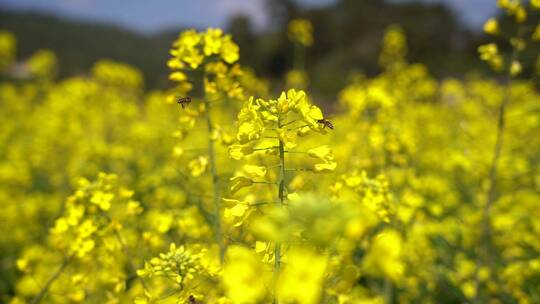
[0,2,503,95]
[227,0,488,95]
[0,10,179,89]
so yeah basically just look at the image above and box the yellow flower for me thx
[515,6,527,23]
[229,176,253,194]
[362,230,403,282]
[90,191,114,211]
[287,192,300,201]
[286,70,309,90]
[483,18,499,35]
[277,91,290,113]
[301,103,324,129]
[52,218,69,234]
[510,60,522,76]
[0,30,16,70]
[510,37,526,51]
[379,25,407,70]
[27,49,57,78]
[225,203,248,218]
[74,238,95,258]
[188,156,208,177]
[229,144,254,160]
[478,43,498,61]
[167,57,184,69]
[137,243,205,286]
[478,43,504,71]
[286,88,307,108]
[16,258,29,272]
[91,59,142,89]
[169,71,187,82]
[288,18,314,46]
[69,289,85,302]
[127,200,143,215]
[175,29,201,48]
[223,246,268,303]
[220,35,240,64]
[277,247,327,304]
[277,128,297,149]
[461,281,477,299]
[149,211,175,234]
[182,47,204,69]
[78,219,97,238]
[205,61,228,76]
[243,164,267,178]
[533,25,540,41]
[203,28,223,56]
[307,145,334,162]
[255,241,267,253]
[314,161,337,173]
[237,121,263,144]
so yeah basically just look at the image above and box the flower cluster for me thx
[136,243,212,302]
[3,3,540,304]
[167,28,240,101]
[478,43,504,71]
[0,30,15,71]
[50,173,142,258]
[92,59,144,90]
[288,18,314,47]
[235,89,328,147]
[12,173,145,303]
[379,25,408,72]
[478,0,540,75]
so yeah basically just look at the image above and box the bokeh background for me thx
[1,1,540,303]
[1,0,529,98]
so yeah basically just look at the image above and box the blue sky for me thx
[0,0,498,33]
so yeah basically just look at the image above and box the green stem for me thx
[294,43,305,71]
[113,229,149,290]
[249,202,274,207]
[281,119,299,127]
[30,255,71,304]
[285,168,314,172]
[203,83,224,263]
[274,117,286,304]
[384,279,393,304]
[253,147,279,151]
[476,31,522,301]
[253,181,278,185]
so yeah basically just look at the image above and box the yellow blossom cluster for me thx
[2,2,540,303]
[288,18,314,47]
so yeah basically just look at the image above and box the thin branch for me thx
[203,78,225,263]
[112,228,149,290]
[253,181,278,185]
[285,168,314,172]
[253,147,279,151]
[30,255,72,304]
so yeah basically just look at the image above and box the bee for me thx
[177,97,192,109]
[317,118,334,130]
[188,295,199,304]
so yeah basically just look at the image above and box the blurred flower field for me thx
[1,1,540,303]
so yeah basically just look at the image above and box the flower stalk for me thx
[273,116,286,304]
[203,82,225,263]
[476,23,527,301]
[30,255,72,304]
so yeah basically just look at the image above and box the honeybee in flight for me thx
[177,97,192,109]
[318,118,334,130]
